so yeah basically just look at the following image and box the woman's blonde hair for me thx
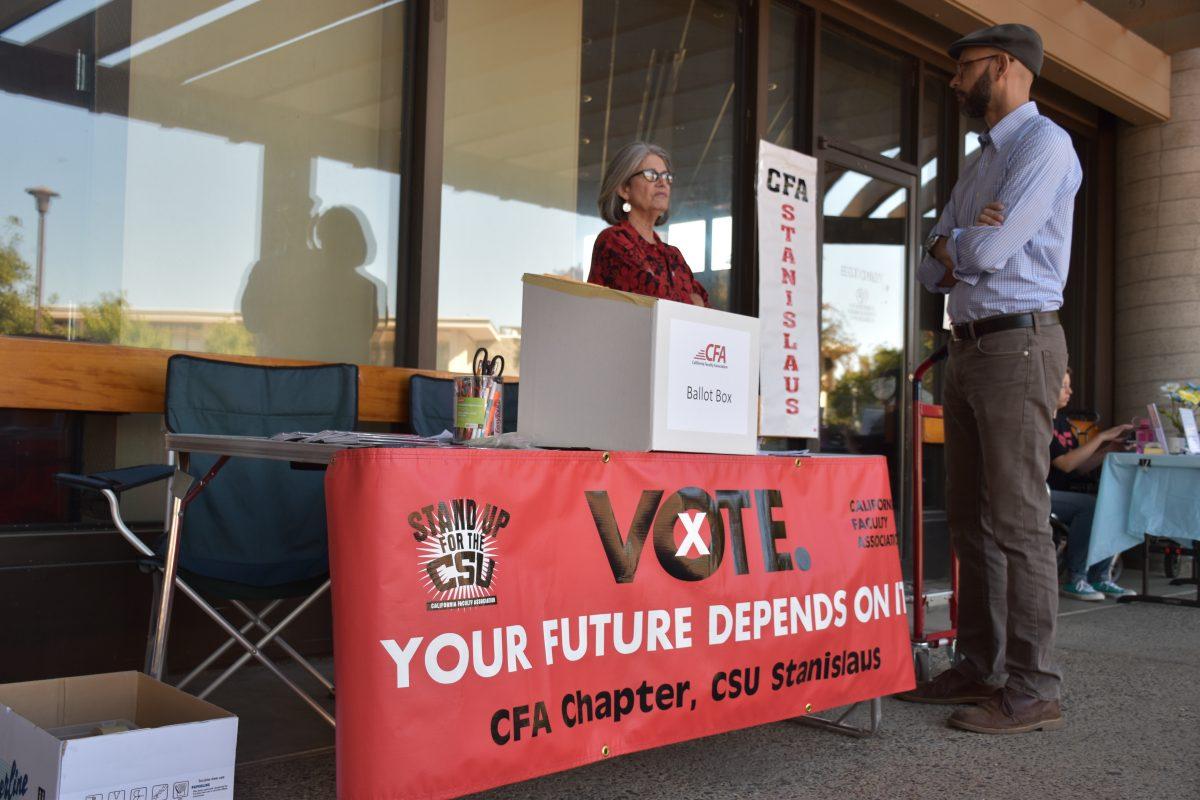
[598,141,672,226]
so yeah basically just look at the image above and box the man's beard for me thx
[958,69,992,119]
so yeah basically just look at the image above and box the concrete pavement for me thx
[228,571,1199,800]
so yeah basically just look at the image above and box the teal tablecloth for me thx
[1088,453,1200,566]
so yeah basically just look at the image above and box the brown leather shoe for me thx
[893,668,996,704]
[947,688,1065,734]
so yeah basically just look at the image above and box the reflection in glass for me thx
[711,216,732,271]
[766,1,802,149]
[668,219,707,276]
[820,164,906,495]
[962,112,986,171]
[819,26,906,159]
[918,74,951,384]
[920,75,946,221]
[435,0,738,371]
[1,1,405,364]
[917,74,952,523]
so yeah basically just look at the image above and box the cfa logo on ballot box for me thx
[690,343,729,369]
[408,497,512,611]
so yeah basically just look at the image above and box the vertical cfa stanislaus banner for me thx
[756,140,819,437]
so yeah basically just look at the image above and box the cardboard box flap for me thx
[0,672,231,734]
[0,673,136,729]
[522,273,657,308]
[133,672,233,727]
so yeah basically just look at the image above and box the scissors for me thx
[473,347,505,380]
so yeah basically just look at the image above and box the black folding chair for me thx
[56,355,357,727]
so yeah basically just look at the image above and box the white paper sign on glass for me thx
[1148,403,1169,452]
[666,318,752,435]
[1180,408,1200,454]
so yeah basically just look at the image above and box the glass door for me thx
[817,151,918,535]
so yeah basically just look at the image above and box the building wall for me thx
[1114,48,1200,424]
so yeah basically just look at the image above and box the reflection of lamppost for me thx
[25,186,59,334]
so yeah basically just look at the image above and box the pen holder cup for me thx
[454,375,503,441]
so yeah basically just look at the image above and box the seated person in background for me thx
[589,141,708,306]
[1051,368,1135,601]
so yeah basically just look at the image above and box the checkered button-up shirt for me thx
[919,102,1083,323]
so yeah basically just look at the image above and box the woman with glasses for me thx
[589,141,708,306]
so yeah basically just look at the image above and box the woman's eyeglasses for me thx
[635,169,674,184]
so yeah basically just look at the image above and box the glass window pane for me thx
[916,73,945,407]
[819,26,906,159]
[436,0,738,371]
[766,1,802,150]
[1,1,406,364]
[917,73,951,519]
[711,215,732,271]
[919,75,945,222]
[919,74,950,372]
[962,112,987,170]
[820,163,907,495]
[667,219,707,273]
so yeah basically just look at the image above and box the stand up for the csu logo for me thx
[409,497,511,610]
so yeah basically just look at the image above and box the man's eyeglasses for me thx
[635,169,674,185]
[954,53,1003,78]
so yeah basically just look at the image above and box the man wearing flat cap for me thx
[897,23,1082,734]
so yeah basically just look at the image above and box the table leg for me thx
[1142,533,1149,598]
[1167,542,1199,591]
[793,697,882,738]
[1185,544,1195,606]
[145,458,194,679]
[1119,534,1200,609]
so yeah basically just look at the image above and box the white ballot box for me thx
[0,671,237,800]
[519,274,760,454]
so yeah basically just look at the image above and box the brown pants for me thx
[943,320,1068,701]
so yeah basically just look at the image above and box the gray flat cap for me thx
[949,23,1043,78]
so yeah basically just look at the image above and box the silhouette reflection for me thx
[241,204,382,364]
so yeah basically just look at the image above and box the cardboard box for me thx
[0,672,237,800]
[518,274,760,454]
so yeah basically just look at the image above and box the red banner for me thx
[326,450,913,800]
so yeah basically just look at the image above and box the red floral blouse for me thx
[587,221,709,306]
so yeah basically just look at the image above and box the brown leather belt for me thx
[951,311,1060,342]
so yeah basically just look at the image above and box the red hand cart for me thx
[910,345,956,681]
